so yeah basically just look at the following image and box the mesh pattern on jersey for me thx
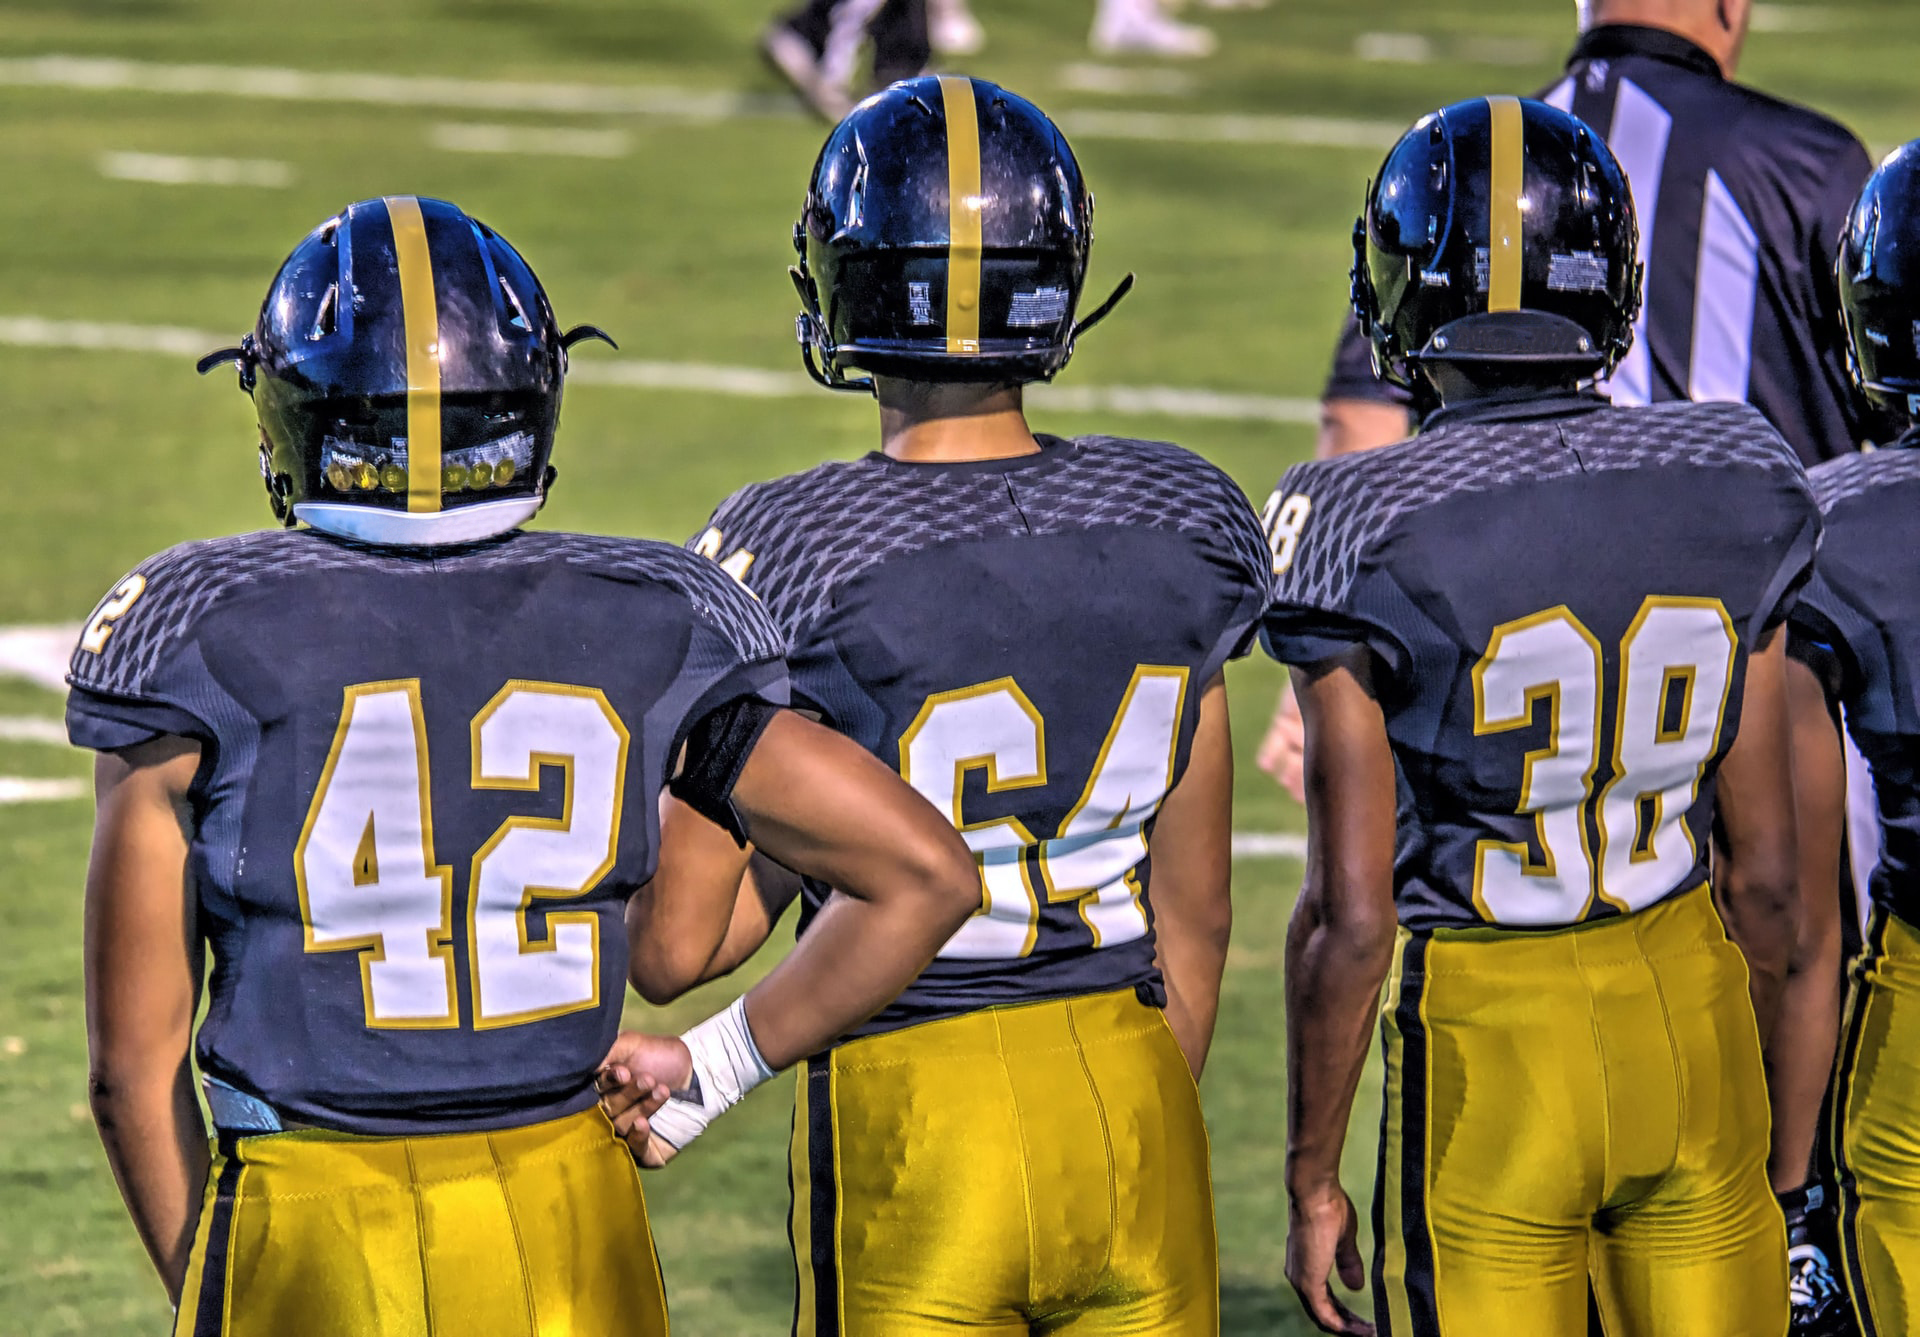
[1274,401,1807,609]
[70,529,784,699]
[701,435,1272,638]
[1808,448,1920,513]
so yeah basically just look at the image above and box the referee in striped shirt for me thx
[1314,0,1871,464]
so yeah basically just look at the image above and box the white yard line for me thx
[0,625,78,694]
[1230,832,1306,860]
[0,717,68,745]
[0,55,1399,150]
[429,123,631,159]
[1056,63,1196,98]
[0,778,85,804]
[99,150,291,187]
[1354,32,1434,64]
[0,54,789,121]
[0,316,1321,425]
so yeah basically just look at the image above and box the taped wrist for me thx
[670,697,781,846]
[645,997,777,1151]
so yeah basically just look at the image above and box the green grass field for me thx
[3,1,1918,1331]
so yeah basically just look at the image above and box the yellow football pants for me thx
[789,988,1217,1335]
[1375,885,1786,1337]
[171,1105,668,1337]
[1834,907,1920,1335]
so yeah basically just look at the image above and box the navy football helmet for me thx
[1353,97,1641,392]
[790,75,1132,392]
[199,197,612,546]
[1839,140,1920,422]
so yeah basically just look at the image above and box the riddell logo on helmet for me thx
[1420,270,1451,287]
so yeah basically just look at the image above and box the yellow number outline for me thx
[465,681,629,1030]
[294,679,459,1030]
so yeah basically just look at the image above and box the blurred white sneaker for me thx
[760,21,854,121]
[928,0,986,55]
[1090,0,1217,58]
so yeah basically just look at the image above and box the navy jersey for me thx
[693,435,1270,1037]
[1262,397,1818,931]
[1325,23,1872,465]
[1788,445,1920,925]
[66,528,786,1135]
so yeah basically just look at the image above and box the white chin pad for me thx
[293,496,542,547]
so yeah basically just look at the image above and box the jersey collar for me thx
[1422,388,1611,433]
[864,433,1078,477]
[1569,24,1723,81]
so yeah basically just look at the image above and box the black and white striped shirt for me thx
[1325,24,1873,464]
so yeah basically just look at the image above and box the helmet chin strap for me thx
[790,265,875,394]
[1070,273,1135,344]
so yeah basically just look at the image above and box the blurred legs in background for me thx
[928,0,985,56]
[761,0,930,120]
[1091,0,1217,58]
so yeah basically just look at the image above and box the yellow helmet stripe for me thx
[939,75,983,356]
[1486,97,1525,313]
[384,195,443,513]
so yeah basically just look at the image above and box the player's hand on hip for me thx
[596,1032,692,1167]
[1257,681,1308,805]
[1285,1183,1374,1335]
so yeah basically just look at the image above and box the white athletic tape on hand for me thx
[646,997,776,1151]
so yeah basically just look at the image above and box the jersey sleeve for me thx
[1747,456,1823,644]
[65,553,217,751]
[1258,458,1412,674]
[1787,566,1861,705]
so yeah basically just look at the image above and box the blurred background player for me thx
[761,0,931,120]
[1267,99,1814,1335]
[762,0,1230,121]
[69,196,981,1335]
[604,75,1271,1333]
[1786,141,1920,1337]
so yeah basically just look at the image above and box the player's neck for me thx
[1586,3,1747,76]
[876,379,1042,463]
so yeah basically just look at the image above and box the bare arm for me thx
[1284,650,1395,1336]
[1714,628,1802,1048]
[626,796,756,1004]
[83,737,208,1305]
[1316,398,1411,460]
[1769,651,1847,1190]
[721,711,977,1068]
[1147,673,1234,1077]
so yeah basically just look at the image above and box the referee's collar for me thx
[1568,24,1723,81]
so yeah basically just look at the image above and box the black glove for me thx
[1781,1183,1858,1337]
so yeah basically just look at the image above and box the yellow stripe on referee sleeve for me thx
[384,195,443,513]
[939,75,983,355]
[1486,97,1525,313]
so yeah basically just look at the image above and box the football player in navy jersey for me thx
[601,77,1269,1334]
[1263,100,1814,1335]
[70,196,980,1337]
[1786,142,1920,1336]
